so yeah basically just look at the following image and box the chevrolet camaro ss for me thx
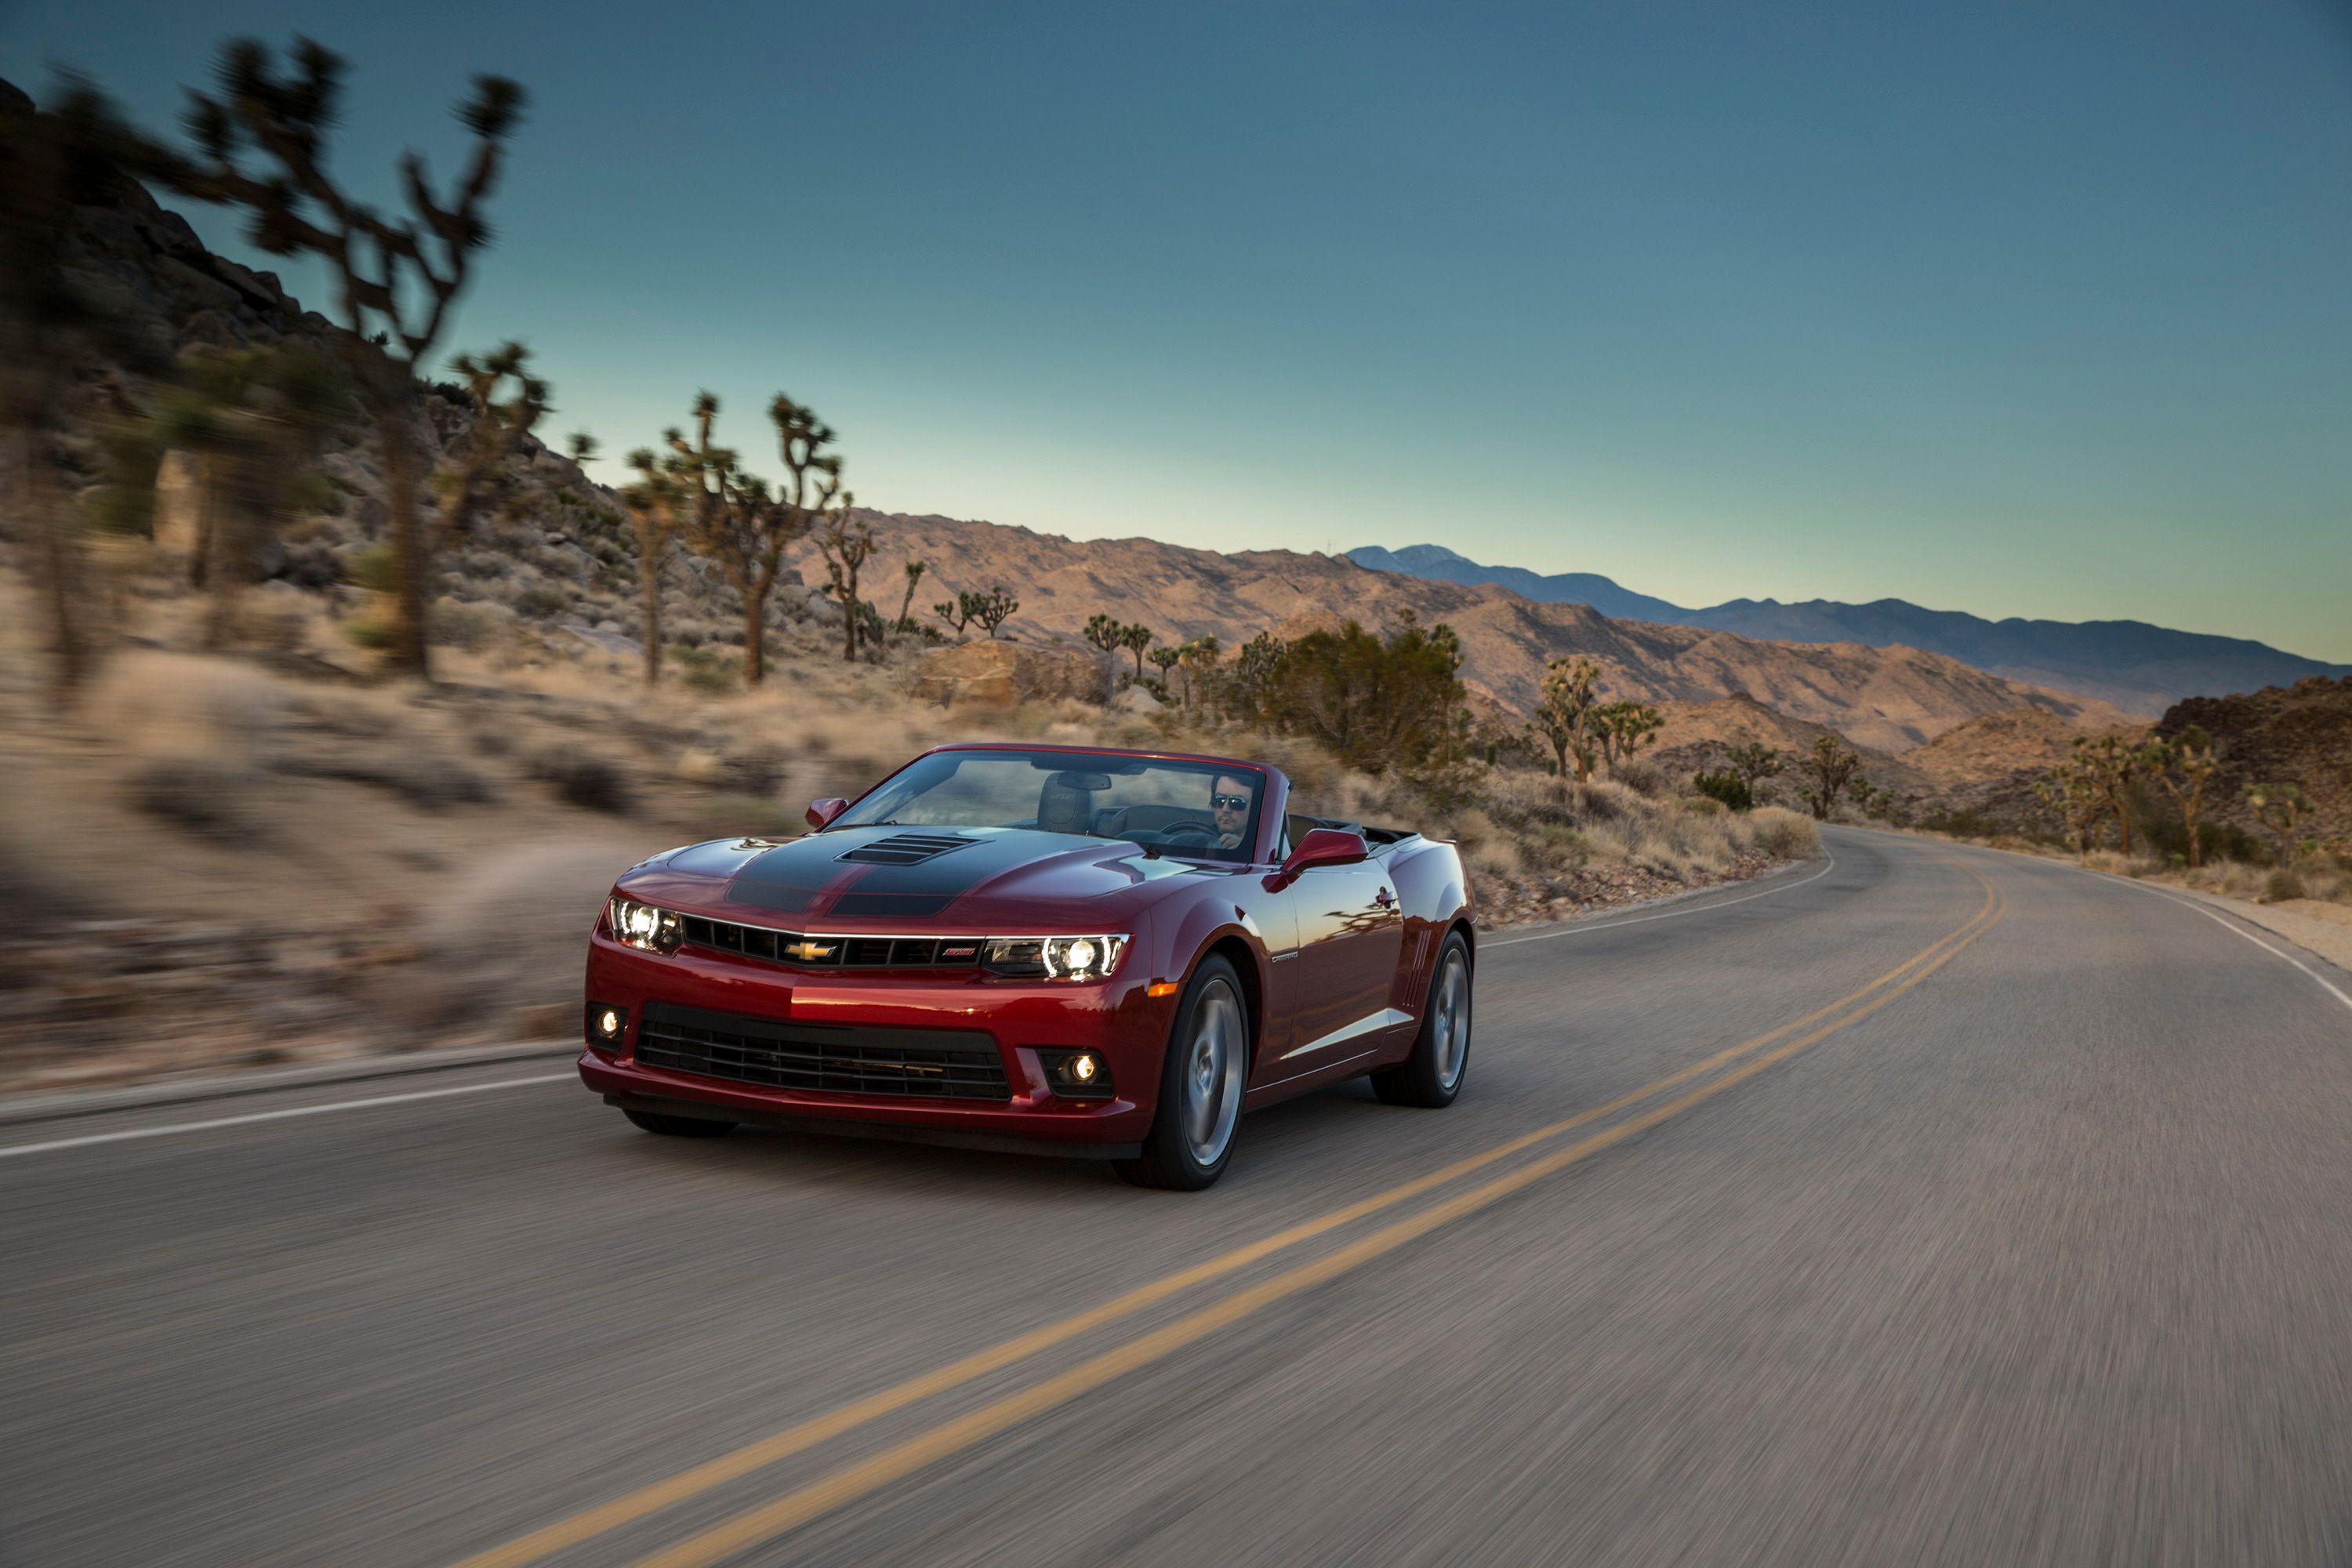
[578,742,1476,1189]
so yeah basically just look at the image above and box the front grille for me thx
[679,914,983,971]
[836,832,976,865]
[636,1004,1010,1100]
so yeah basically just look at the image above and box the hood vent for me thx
[836,832,978,866]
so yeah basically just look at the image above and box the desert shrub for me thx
[673,645,739,695]
[274,749,495,811]
[1683,793,1726,817]
[430,597,513,651]
[1692,770,1754,811]
[2264,867,2307,903]
[514,585,572,622]
[342,608,398,650]
[1613,758,1664,797]
[343,544,399,593]
[1257,619,1461,773]
[1749,807,1820,860]
[534,755,631,815]
[128,757,260,841]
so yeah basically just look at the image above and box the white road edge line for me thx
[1879,829,2352,1019]
[2116,880,2352,1016]
[1486,848,1839,949]
[0,1073,575,1161]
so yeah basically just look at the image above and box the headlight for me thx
[608,897,683,953]
[981,935,1129,981]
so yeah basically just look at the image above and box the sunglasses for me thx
[1211,793,1251,811]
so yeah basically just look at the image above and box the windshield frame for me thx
[829,745,1278,866]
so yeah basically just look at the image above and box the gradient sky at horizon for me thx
[8,1,2349,659]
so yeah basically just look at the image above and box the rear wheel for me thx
[622,1107,738,1138]
[1117,956,1248,1191]
[1372,931,1472,1109]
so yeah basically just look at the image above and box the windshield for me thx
[833,750,1268,863]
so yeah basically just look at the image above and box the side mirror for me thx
[1269,826,1368,888]
[805,797,849,830]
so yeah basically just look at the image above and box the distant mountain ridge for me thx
[1346,544,2348,715]
[792,514,2132,753]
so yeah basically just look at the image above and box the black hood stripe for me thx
[724,828,1094,920]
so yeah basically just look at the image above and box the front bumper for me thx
[579,931,1170,1151]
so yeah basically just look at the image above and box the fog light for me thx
[1036,1047,1112,1099]
[596,1007,623,1039]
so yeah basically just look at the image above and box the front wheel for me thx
[1372,931,1472,1109]
[622,1107,738,1138]
[1117,956,1249,1191]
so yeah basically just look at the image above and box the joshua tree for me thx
[2242,782,2308,869]
[1117,622,1155,682]
[1083,613,1123,659]
[2150,728,2220,868]
[2074,734,2157,857]
[1724,742,1786,799]
[138,38,525,677]
[893,560,927,633]
[968,585,1020,638]
[1797,734,1864,821]
[619,445,681,684]
[2034,758,2106,855]
[1592,700,1664,775]
[433,341,548,556]
[932,595,975,637]
[1530,657,1601,782]
[1,78,145,705]
[1147,645,1181,691]
[98,344,350,648]
[669,391,841,685]
[815,514,876,663]
[1174,635,1221,710]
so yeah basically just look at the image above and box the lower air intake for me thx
[633,1003,1010,1101]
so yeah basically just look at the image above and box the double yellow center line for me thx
[459,866,2005,1568]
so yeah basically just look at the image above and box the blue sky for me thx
[9,1,2349,659]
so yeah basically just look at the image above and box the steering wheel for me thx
[1156,819,1218,844]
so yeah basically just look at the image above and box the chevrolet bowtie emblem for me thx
[783,940,836,962]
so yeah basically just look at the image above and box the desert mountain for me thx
[791,514,2132,753]
[1349,543,2350,717]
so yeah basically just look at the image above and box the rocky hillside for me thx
[2159,677,2352,844]
[1644,694,1922,798]
[787,514,2132,753]
[1351,543,2350,715]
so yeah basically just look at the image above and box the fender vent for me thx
[836,832,978,866]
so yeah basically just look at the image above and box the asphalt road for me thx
[8,827,2352,1567]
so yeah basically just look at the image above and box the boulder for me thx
[914,639,1109,707]
[1113,684,1164,713]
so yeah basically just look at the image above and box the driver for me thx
[1210,772,1255,851]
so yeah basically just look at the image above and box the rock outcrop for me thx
[2160,677,2352,843]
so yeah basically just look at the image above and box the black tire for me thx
[1372,931,1472,1109]
[622,1106,738,1138]
[1116,956,1249,1191]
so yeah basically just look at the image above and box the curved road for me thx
[6,828,2352,1566]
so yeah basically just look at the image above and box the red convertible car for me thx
[578,742,1475,1189]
